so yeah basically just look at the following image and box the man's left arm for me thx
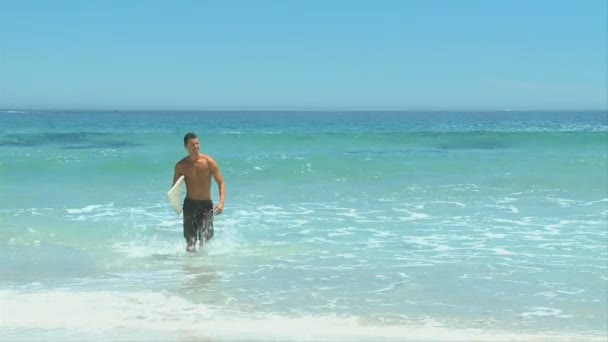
[211,159,226,215]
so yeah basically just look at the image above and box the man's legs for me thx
[183,199,197,253]
[183,199,214,253]
[197,209,214,249]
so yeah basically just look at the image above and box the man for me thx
[173,132,226,252]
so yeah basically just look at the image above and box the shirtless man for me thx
[173,132,226,252]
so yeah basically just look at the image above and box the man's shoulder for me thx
[176,156,190,166]
[201,154,219,169]
[201,154,216,163]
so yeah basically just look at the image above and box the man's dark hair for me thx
[184,132,198,145]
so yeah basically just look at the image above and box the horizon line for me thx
[1,107,607,113]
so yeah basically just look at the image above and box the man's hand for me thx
[214,204,224,215]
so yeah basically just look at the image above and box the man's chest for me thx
[183,162,210,178]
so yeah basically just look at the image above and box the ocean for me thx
[0,110,606,341]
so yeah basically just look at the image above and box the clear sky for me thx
[0,0,606,110]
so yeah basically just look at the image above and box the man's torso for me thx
[179,154,213,200]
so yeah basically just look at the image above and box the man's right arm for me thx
[172,162,182,186]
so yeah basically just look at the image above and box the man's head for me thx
[183,132,200,156]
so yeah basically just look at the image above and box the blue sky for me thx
[0,0,606,110]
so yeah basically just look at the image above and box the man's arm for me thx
[210,158,226,215]
[172,162,183,186]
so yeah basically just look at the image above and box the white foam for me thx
[257,205,285,215]
[402,235,443,248]
[66,204,108,214]
[520,306,574,319]
[484,204,519,213]
[557,288,586,295]
[336,253,356,259]
[485,233,506,239]
[393,209,430,221]
[537,242,576,250]
[111,240,185,258]
[327,228,355,237]
[335,208,364,219]
[307,237,338,245]
[434,245,453,251]
[546,197,578,208]
[491,247,515,256]
[431,200,466,207]
[492,218,535,226]
[582,198,608,206]
[157,220,178,228]
[283,218,309,228]
[1,110,28,113]
[534,291,558,298]
[0,290,598,341]
[371,229,398,238]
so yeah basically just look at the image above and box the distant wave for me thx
[0,110,29,114]
[0,132,141,149]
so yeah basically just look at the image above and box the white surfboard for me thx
[168,175,185,215]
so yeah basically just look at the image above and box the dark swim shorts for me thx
[183,197,214,243]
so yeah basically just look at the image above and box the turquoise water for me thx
[1,110,607,341]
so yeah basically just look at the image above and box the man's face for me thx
[185,138,200,155]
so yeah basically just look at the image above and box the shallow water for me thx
[1,110,606,340]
